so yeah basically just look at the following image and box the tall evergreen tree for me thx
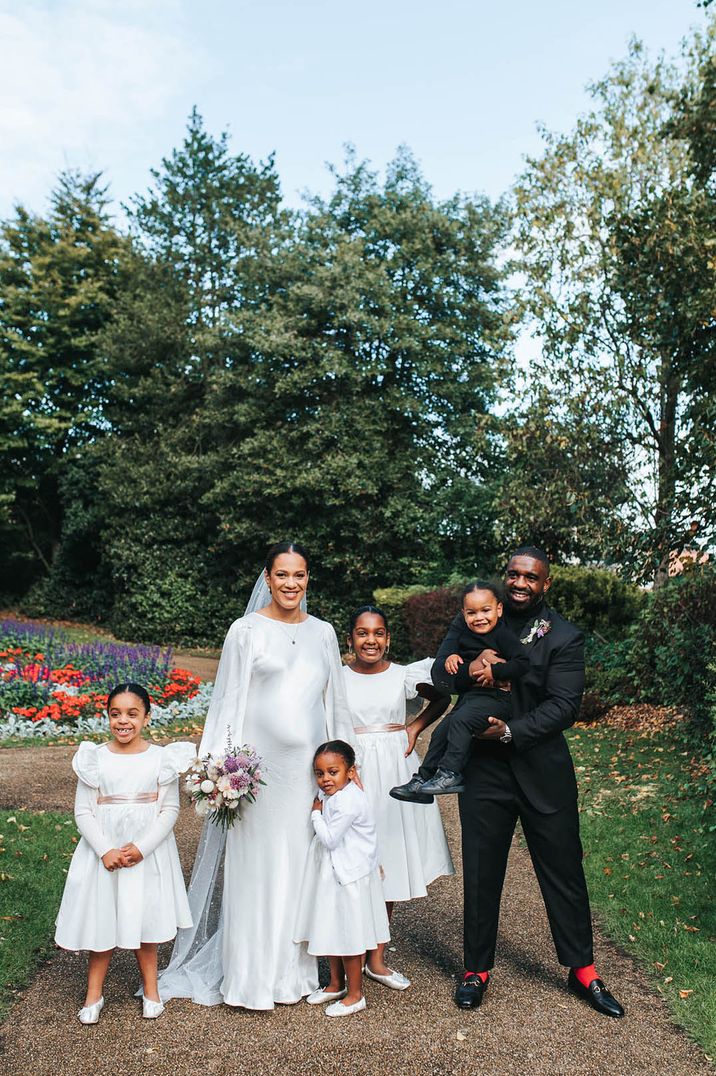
[0,172,129,592]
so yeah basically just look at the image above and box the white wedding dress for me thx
[159,610,354,1010]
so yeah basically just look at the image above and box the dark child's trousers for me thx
[417,689,512,779]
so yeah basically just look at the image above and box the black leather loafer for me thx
[389,776,434,804]
[454,973,489,1010]
[568,970,624,1018]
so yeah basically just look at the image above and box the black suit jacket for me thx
[431,606,584,813]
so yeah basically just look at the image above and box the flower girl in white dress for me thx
[342,606,454,987]
[54,683,195,1024]
[294,740,389,1017]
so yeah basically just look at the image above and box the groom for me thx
[435,546,624,1018]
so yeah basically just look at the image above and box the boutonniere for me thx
[521,618,552,645]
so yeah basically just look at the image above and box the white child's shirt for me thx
[311,780,379,885]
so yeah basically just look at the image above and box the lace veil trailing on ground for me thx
[157,572,307,1006]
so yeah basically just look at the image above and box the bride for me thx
[159,542,355,1009]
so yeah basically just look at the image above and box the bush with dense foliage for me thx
[548,565,646,637]
[372,586,430,662]
[628,566,716,735]
[403,586,463,660]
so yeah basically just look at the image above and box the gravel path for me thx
[0,741,711,1076]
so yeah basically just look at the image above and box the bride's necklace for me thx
[270,615,303,645]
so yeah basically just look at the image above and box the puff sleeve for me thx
[158,741,197,785]
[403,657,435,700]
[71,744,113,859]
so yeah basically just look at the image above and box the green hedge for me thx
[628,566,716,735]
[547,565,646,637]
[373,586,430,662]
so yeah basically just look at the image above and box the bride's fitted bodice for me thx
[243,613,331,762]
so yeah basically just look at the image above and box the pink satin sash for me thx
[97,791,159,805]
[354,723,405,735]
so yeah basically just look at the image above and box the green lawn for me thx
[568,724,715,1058]
[0,808,78,1019]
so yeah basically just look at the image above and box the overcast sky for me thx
[0,0,703,221]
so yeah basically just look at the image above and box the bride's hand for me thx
[312,796,322,812]
[351,770,364,791]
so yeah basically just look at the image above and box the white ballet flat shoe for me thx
[142,997,165,1019]
[365,967,411,990]
[78,996,104,1024]
[306,986,348,1005]
[325,996,367,1017]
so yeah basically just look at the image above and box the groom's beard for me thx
[502,596,545,635]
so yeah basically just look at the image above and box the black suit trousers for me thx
[458,752,594,971]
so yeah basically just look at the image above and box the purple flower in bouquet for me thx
[185,742,266,829]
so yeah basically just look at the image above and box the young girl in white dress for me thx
[54,682,195,1024]
[342,606,454,988]
[294,740,389,1017]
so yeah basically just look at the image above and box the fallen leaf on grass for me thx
[664,976,673,984]
[679,990,693,999]
[654,962,667,971]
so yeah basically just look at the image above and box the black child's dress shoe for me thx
[567,970,624,1018]
[389,776,434,804]
[454,973,489,1010]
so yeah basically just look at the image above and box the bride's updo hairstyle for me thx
[265,541,310,572]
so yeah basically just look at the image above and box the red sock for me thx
[572,964,597,989]
[464,970,489,983]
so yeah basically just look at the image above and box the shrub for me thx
[581,636,635,721]
[628,565,716,735]
[548,565,646,637]
[108,548,236,647]
[403,586,462,659]
[372,586,430,662]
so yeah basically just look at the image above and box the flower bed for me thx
[0,618,208,740]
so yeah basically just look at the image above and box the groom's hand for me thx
[477,717,508,740]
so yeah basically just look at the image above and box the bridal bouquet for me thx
[185,742,265,830]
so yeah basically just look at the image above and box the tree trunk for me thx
[653,365,681,588]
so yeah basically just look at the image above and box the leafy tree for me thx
[494,387,632,562]
[513,31,716,583]
[127,107,287,387]
[96,145,511,640]
[199,148,511,619]
[0,172,129,591]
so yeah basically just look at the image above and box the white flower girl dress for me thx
[55,741,195,952]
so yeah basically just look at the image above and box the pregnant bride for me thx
[159,542,355,1009]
